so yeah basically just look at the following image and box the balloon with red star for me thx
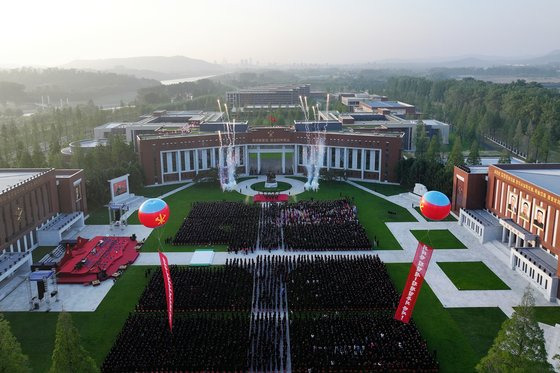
[138,198,170,228]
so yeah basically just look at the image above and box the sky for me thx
[1,0,559,67]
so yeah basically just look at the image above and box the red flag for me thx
[394,242,434,323]
[158,251,174,331]
[268,115,277,123]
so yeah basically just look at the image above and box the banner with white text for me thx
[394,242,434,323]
[158,251,174,332]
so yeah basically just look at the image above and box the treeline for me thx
[384,77,560,162]
[0,68,159,103]
[69,135,144,207]
[0,104,147,208]
[136,79,231,107]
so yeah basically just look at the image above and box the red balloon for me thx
[420,191,451,221]
[138,199,170,228]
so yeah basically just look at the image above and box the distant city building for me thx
[452,163,560,301]
[358,100,416,117]
[317,111,449,151]
[339,93,388,110]
[226,84,311,108]
[90,110,224,150]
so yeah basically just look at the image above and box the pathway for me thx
[235,176,306,196]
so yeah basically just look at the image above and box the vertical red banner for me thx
[158,251,174,332]
[394,242,434,323]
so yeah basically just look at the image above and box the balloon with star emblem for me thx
[420,191,451,221]
[138,198,170,228]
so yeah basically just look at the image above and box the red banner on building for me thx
[394,242,434,323]
[158,251,174,332]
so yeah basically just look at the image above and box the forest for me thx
[383,76,560,163]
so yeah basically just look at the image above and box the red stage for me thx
[57,236,139,284]
[253,193,289,203]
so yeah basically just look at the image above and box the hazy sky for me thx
[2,0,559,66]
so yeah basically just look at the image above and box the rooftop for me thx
[0,169,50,192]
[506,168,560,196]
[363,100,414,108]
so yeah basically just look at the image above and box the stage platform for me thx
[57,236,140,284]
[189,250,215,266]
[253,194,289,203]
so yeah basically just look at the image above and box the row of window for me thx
[162,147,245,174]
[514,255,549,290]
[296,146,380,171]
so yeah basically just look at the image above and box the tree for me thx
[0,313,31,373]
[426,134,442,163]
[414,121,429,158]
[498,149,512,164]
[31,141,46,168]
[476,289,553,373]
[466,140,482,165]
[446,138,464,172]
[50,312,97,373]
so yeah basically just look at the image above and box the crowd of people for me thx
[172,201,260,253]
[249,313,288,372]
[172,199,371,252]
[287,255,399,311]
[282,200,371,251]
[104,256,437,371]
[137,260,254,312]
[290,312,438,372]
[102,312,251,372]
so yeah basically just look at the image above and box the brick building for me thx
[137,127,403,185]
[452,163,560,301]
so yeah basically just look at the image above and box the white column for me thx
[344,148,348,169]
[335,148,340,168]
[245,145,249,175]
[210,147,216,168]
[352,149,358,169]
[281,145,286,174]
[361,148,365,179]
[293,145,298,174]
[176,151,182,181]
[508,231,513,247]
[194,150,199,175]
[160,151,165,183]
[327,147,331,170]
[516,235,521,247]
[257,146,261,174]
[510,251,516,270]
[377,150,382,181]
[501,227,507,243]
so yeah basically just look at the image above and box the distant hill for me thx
[0,67,159,104]
[63,55,224,81]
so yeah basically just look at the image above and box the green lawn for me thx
[251,181,292,192]
[446,308,507,358]
[293,181,417,250]
[411,229,467,249]
[139,182,247,252]
[414,206,457,221]
[438,262,510,290]
[524,307,560,326]
[386,263,506,372]
[4,266,155,372]
[86,182,192,225]
[353,181,409,196]
[31,246,56,262]
[286,175,308,182]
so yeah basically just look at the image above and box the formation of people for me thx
[102,312,250,372]
[290,312,438,372]
[103,256,437,372]
[172,199,371,252]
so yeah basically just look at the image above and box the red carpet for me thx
[57,236,139,284]
[253,193,289,203]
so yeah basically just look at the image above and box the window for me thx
[162,152,168,173]
[171,152,177,172]
[180,151,186,171]
[189,151,195,170]
[356,149,362,170]
[365,150,371,171]
[331,147,336,167]
[74,185,81,201]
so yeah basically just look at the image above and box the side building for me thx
[137,126,403,185]
[453,163,560,301]
[226,84,311,109]
[0,168,87,285]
